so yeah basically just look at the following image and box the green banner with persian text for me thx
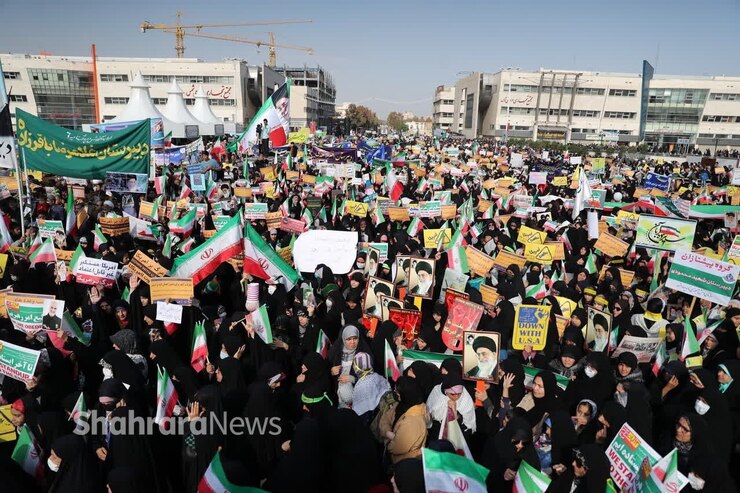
[15,109,151,179]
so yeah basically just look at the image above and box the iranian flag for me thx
[406,217,424,237]
[65,188,76,236]
[316,328,331,358]
[422,448,489,493]
[447,246,469,273]
[585,252,597,274]
[155,366,179,430]
[652,341,667,377]
[11,425,44,479]
[154,175,166,195]
[371,205,384,225]
[170,212,243,285]
[61,310,91,346]
[191,321,208,373]
[637,448,687,492]
[93,224,108,251]
[447,229,466,249]
[385,168,404,201]
[0,212,12,253]
[27,233,42,257]
[680,316,700,360]
[178,237,195,253]
[384,339,401,382]
[402,350,461,369]
[246,305,273,344]
[151,194,164,222]
[198,451,268,493]
[29,237,56,266]
[68,392,88,433]
[162,234,173,259]
[169,207,197,237]
[243,222,299,291]
[236,81,291,152]
[206,176,219,201]
[513,460,551,492]
[525,278,547,300]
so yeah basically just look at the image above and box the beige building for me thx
[1,53,285,132]
[445,64,740,151]
[432,85,455,132]
[273,65,336,131]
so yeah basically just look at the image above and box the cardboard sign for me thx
[128,250,168,284]
[606,424,661,492]
[37,219,64,239]
[278,216,306,235]
[479,284,499,307]
[441,204,457,220]
[545,241,565,261]
[293,230,358,274]
[418,201,442,218]
[0,340,41,382]
[523,243,558,264]
[441,298,484,351]
[666,249,740,305]
[388,308,422,346]
[265,211,283,230]
[553,176,568,187]
[388,207,410,222]
[5,293,55,335]
[423,228,451,249]
[493,250,526,272]
[512,305,551,350]
[234,187,253,199]
[99,216,130,236]
[635,214,696,252]
[594,233,630,258]
[243,203,269,220]
[611,335,662,364]
[72,257,119,288]
[149,277,194,305]
[517,226,547,245]
[465,246,495,277]
[345,200,368,218]
[156,302,183,324]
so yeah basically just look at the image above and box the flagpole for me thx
[20,147,33,235]
[14,157,24,237]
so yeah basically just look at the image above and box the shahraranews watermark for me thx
[74,410,282,437]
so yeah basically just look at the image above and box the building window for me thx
[572,128,596,134]
[711,93,740,101]
[513,126,530,131]
[3,71,20,80]
[702,115,735,123]
[209,98,235,106]
[142,74,235,84]
[8,94,28,102]
[100,74,129,82]
[505,84,538,93]
[538,108,569,116]
[604,111,636,119]
[152,98,168,105]
[572,110,600,118]
[608,89,636,97]
[576,87,605,96]
[103,97,129,104]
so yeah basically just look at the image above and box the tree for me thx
[345,104,379,131]
[386,112,408,133]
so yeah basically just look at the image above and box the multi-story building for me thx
[1,53,286,131]
[273,65,336,131]
[443,63,740,151]
[432,85,455,132]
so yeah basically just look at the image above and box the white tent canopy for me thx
[191,85,223,124]
[161,80,203,126]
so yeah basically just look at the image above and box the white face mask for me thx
[584,366,597,379]
[694,399,710,415]
[220,350,229,359]
[47,457,60,472]
[326,299,333,310]
[102,367,113,380]
[267,285,277,295]
[687,472,705,490]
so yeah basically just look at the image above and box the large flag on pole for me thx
[235,81,291,153]
[198,451,268,493]
[170,212,244,285]
[572,166,593,220]
[243,222,299,291]
[11,425,44,479]
[513,460,551,492]
[0,60,17,170]
[422,448,489,493]
[191,321,208,373]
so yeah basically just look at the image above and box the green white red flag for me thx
[384,339,400,381]
[422,448,488,493]
[243,222,299,291]
[316,328,330,358]
[65,188,76,236]
[191,321,208,373]
[155,365,178,430]
[29,237,56,266]
[246,304,273,344]
[198,450,268,493]
[168,207,196,237]
[235,81,291,152]
[512,460,551,492]
[11,425,44,479]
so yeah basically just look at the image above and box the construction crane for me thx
[140,12,313,66]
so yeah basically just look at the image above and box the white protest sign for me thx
[610,335,662,364]
[510,153,523,167]
[73,257,119,288]
[156,302,183,324]
[292,230,358,274]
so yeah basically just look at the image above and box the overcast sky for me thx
[2,0,740,117]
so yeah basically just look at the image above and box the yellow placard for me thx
[512,304,551,350]
[616,211,640,224]
[497,178,513,188]
[139,201,153,218]
[388,207,410,222]
[345,200,369,218]
[593,233,630,258]
[545,241,565,261]
[0,288,11,318]
[149,277,194,304]
[99,216,129,236]
[277,246,293,265]
[483,179,496,189]
[477,200,493,213]
[554,315,569,340]
[302,174,316,184]
[0,404,16,442]
[0,177,19,192]
[128,251,168,284]
[203,230,216,238]
[518,226,547,245]
[265,211,283,230]
[234,187,252,198]
[465,246,496,277]
[441,204,457,220]
[553,176,568,187]
[479,284,499,307]
[260,166,276,181]
[523,243,558,264]
[414,168,427,178]
[598,266,635,288]
[54,249,73,263]
[423,229,451,249]
[556,296,576,318]
[493,250,527,272]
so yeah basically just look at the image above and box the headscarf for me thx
[426,374,476,432]
[49,434,103,493]
[392,376,425,428]
[520,370,561,426]
[351,352,391,416]
[405,360,439,399]
[572,444,611,492]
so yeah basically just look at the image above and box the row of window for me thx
[100,74,129,82]
[3,71,21,80]
[710,93,740,101]
[8,94,27,102]
[498,107,616,119]
[493,125,531,131]
[698,133,740,139]
[604,111,636,119]
[608,89,636,97]
[502,85,635,97]
[702,115,740,123]
[104,96,235,106]
[142,74,234,84]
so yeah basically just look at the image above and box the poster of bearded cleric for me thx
[463,331,501,383]
[407,257,436,299]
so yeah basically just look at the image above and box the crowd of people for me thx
[0,133,739,493]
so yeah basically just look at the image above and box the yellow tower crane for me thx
[140,12,313,66]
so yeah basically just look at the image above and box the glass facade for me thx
[644,88,708,134]
[28,68,95,129]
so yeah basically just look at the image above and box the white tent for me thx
[161,80,204,127]
[191,85,222,124]
[109,73,189,138]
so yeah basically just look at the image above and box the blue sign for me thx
[644,172,671,192]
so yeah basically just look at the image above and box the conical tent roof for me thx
[161,80,204,126]
[111,73,174,127]
[191,85,223,124]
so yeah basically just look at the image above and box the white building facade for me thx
[432,85,455,132]
[444,64,740,151]
[1,53,286,132]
